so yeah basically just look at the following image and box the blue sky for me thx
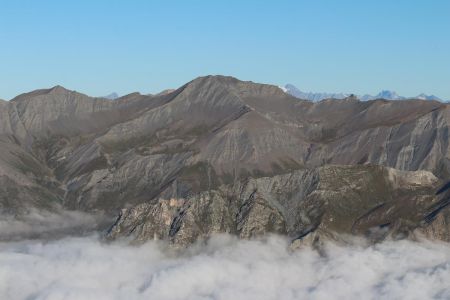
[0,0,449,99]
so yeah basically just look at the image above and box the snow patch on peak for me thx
[103,92,119,100]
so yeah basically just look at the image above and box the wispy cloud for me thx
[0,209,110,241]
[0,234,449,300]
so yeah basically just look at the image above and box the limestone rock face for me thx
[107,166,447,246]
[417,211,450,242]
[1,75,450,244]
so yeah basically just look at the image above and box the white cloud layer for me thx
[0,235,449,300]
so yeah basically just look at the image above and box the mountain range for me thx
[1,75,449,246]
[283,84,444,102]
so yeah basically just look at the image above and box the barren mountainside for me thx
[1,75,449,245]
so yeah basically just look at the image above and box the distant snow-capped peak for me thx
[103,92,119,100]
[375,90,403,100]
[415,93,442,101]
[283,84,350,101]
[283,84,443,102]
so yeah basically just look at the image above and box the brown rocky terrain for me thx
[1,75,449,244]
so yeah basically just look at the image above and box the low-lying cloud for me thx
[0,235,449,300]
[0,209,110,241]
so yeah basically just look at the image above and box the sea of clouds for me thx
[1,233,449,300]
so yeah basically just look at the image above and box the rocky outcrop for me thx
[1,75,450,244]
[107,165,448,246]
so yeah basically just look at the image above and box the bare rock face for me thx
[417,211,450,242]
[107,165,447,246]
[1,75,450,244]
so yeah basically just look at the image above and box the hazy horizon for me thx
[1,0,449,100]
[1,76,447,101]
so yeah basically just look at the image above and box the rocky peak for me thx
[47,85,71,94]
[184,75,287,100]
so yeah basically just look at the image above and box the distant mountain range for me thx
[282,84,444,102]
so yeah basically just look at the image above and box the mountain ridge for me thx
[1,75,449,245]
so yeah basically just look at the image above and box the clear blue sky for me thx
[1,0,449,100]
